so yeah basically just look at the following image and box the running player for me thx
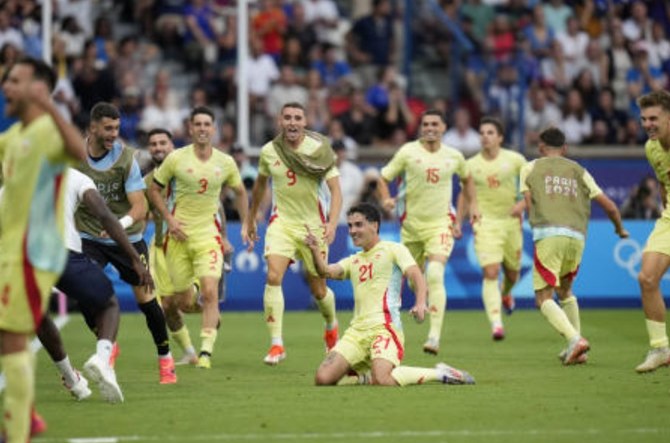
[377,110,480,355]
[245,102,341,365]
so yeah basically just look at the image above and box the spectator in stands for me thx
[540,40,573,94]
[590,86,628,144]
[311,43,352,94]
[252,0,287,60]
[92,16,116,67]
[305,88,330,134]
[607,22,634,111]
[285,1,318,58]
[357,167,392,220]
[333,141,364,224]
[118,87,143,144]
[72,39,118,128]
[583,39,610,88]
[373,82,414,148]
[218,118,236,153]
[183,0,220,68]
[486,14,515,62]
[460,0,495,44]
[622,0,653,42]
[442,107,480,157]
[522,4,555,60]
[301,0,341,45]
[573,68,599,113]
[626,42,666,117]
[560,87,592,145]
[556,16,589,68]
[267,65,309,117]
[646,21,670,71]
[0,8,23,53]
[327,118,357,160]
[543,0,572,34]
[338,88,377,146]
[347,0,395,87]
[621,176,662,220]
[524,86,562,146]
[281,35,310,79]
[139,89,185,143]
[486,62,522,144]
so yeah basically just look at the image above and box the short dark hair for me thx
[480,116,505,137]
[637,90,670,113]
[147,128,173,140]
[90,102,120,122]
[281,102,305,113]
[14,57,56,92]
[539,126,566,148]
[347,203,381,233]
[190,105,215,122]
[420,109,446,124]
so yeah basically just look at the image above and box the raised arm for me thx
[593,193,629,239]
[304,226,345,280]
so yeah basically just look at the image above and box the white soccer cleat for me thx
[422,337,440,355]
[557,349,588,364]
[435,362,475,385]
[263,345,286,366]
[62,370,92,401]
[175,352,199,366]
[563,336,590,365]
[84,354,124,403]
[635,347,670,373]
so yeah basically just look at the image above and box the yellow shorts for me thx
[0,261,58,333]
[644,217,670,256]
[150,243,175,297]
[533,236,584,290]
[473,217,523,269]
[402,226,454,268]
[164,234,223,292]
[332,324,405,372]
[264,222,327,277]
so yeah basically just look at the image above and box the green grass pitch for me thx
[29,309,670,443]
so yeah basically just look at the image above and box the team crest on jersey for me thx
[501,162,510,171]
[273,160,281,167]
[353,258,360,265]
[214,166,222,176]
[186,168,194,174]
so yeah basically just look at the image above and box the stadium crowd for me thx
[0,0,669,154]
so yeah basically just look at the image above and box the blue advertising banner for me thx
[109,220,666,311]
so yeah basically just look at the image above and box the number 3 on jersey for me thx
[198,178,209,194]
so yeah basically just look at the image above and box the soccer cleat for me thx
[422,337,439,355]
[30,410,47,436]
[83,354,124,403]
[263,345,286,366]
[557,349,588,364]
[159,356,178,383]
[635,347,670,373]
[502,294,515,315]
[563,336,590,365]
[196,354,211,369]
[324,325,338,352]
[435,362,476,385]
[175,352,199,366]
[492,325,505,341]
[62,370,92,401]
[109,342,120,368]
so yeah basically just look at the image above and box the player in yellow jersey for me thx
[520,127,627,365]
[149,107,251,369]
[305,203,475,386]
[0,57,86,443]
[246,102,342,365]
[635,90,670,372]
[377,110,480,356]
[464,117,526,340]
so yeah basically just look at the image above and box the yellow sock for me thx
[314,287,337,327]
[170,325,194,352]
[482,278,502,326]
[391,366,439,386]
[560,295,581,334]
[199,328,218,355]
[540,299,578,341]
[426,261,446,340]
[2,350,33,443]
[645,319,669,348]
[264,284,284,342]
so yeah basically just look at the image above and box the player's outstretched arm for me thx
[405,264,427,323]
[461,175,481,225]
[376,177,396,212]
[148,180,187,241]
[82,188,154,289]
[593,193,629,239]
[305,225,344,280]
[231,183,253,249]
[245,173,269,247]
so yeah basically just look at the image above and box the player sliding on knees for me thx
[305,203,475,386]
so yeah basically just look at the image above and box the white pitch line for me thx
[0,315,70,394]
[28,427,670,443]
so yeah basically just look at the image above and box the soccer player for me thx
[520,127,628,365]
[36,167,153,402]
[377,110,480,355]
[245,102,342,366]
[0,57,85,443]
[464,117,527,340]
[148,107,250,369]
[305,203,475,386]
[635,90,670,372]
[75,102,176,384]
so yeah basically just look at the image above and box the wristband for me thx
[119,215,134,229]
